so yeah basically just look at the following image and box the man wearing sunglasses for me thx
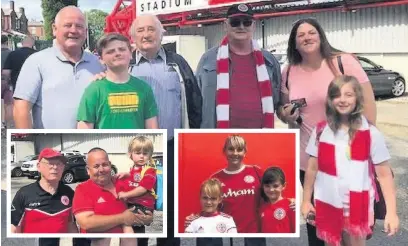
[194,3,281,246]
[11,148,78,234]
[197,3,281,130]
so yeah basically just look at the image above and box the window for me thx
[16,19,20,30]
[359,59,375,69]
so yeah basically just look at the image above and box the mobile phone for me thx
[306,212,316,226]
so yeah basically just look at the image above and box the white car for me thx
[21,157,39,178]
[61,150,81,156]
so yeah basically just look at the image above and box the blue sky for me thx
[1,0,117,21]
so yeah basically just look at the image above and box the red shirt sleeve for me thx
[139,168,157,190]
[72,183,94,215]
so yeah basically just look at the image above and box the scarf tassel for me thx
[344,222,372,238]
[317,229,343,246]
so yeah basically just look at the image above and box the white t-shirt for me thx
[185,212,238,233]
[305,125,390,215]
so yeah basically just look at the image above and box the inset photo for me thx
[7,129,167,240]
[175,129,300,238]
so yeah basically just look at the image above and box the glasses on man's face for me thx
[229,18,253,28]
[40,160,65,168]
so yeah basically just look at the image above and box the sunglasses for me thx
[229,18,253,28]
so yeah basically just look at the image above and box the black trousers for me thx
[196,238,266,246]
[300,170,325,246]
[157,139,180,246]
[39,238,60,246]
[134,224,149,246]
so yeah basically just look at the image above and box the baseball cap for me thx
[226,4,254,18]
[38,148,67,163]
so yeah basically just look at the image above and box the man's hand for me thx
[121,207,138,226]
[91,72,107,82]
[134,209,153,226]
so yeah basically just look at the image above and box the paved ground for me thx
[2,94,408,246]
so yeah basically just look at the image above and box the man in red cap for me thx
[11,148,78,233]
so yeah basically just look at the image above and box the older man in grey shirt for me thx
[128,14,202,246]
[129,15,202,139]
[13,6,103,129]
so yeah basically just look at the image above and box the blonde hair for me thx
[200,178,222,198]
[128,136,154,157]
[326,75,364,138]
[223,135,247,153]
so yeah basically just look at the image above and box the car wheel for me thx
[62,171,75,184]
[12,168,23,177]
[391,78,405,97]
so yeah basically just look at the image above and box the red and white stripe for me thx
[315,117,372,245]
[216,37,274,128]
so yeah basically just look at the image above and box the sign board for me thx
[137,0,280,15]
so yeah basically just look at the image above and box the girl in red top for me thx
[259,167,295,233]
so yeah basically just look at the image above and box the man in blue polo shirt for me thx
[13,6,104,129]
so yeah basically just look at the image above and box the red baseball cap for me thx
[38,148,67,163]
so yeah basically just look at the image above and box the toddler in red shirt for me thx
[259,167,295,233]
[116,136,157,228]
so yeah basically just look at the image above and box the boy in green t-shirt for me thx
[77,33,158,129]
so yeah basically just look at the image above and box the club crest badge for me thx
[134,173,141,182]
[216,222,227,233]
[61,195,70,206]
[274,208,286,220]
[244,175,255,183]
[238,4,249,12]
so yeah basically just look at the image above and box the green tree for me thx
[41,0,78,40]
[85,9,108,51]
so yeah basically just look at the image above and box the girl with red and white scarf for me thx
[301,75,399,246]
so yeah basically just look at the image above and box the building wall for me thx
[33,133,164,172]
[166,5,408,78]
[28,25,45,39]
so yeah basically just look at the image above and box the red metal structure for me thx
[105,0,408,40]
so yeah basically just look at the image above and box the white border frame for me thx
[6,129,168,239]
[174,129,300,238]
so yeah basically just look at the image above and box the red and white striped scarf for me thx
[315,117,373,245]
[215,36,274,128]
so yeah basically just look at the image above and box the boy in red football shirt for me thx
[260,167,295,233]
[116,136,157,233]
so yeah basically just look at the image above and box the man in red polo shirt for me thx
[73,147,152,234]
[11,148,78,233]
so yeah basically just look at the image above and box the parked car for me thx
[61,155,118,184]
[21,154,118,183]
[13,154,38,177]
[21,155,40,178]
[357,56,405,97]
[61,150,82,156]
